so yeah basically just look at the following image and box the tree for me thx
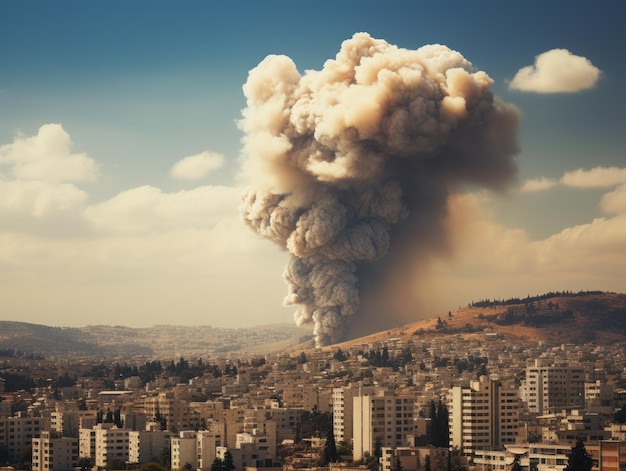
[182,463,193,471]
[394,455,403,471]
[0,444,9,466]
[436,400,450,448]
[429,399,449,448]
[323,428,340,464]
[18,444,32,470]
[337,441,352,457]
[510,456,522,471]
[363,452,379,471]
[424,455,432,471]
[333,348,346,362]
[298,409,332,441]
[564,440,592,471]
[373,438,382,460]
[210,458,223,471]
[222,451,235,471]
[449,448,467,471]
[159,445,171,469]
[77,457,93,471]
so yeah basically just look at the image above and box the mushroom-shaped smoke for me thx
[239,33,519,346]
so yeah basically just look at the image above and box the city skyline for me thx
[1,1,625,330]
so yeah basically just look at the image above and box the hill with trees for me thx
[333,291,626,348]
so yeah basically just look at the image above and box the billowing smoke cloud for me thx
[239,33,519,346]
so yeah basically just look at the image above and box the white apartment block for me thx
[171,431,198,471]
[449,376,519,455]
[168,425,225,471]
[333,385,375,444]
[521,359,585,414]
[51,408,98,438]
[32,431,78,471]
[353,392,416,461]
[197,428,225,471]
[94,426,130,469]
[216,436,272,470]
[79,423,116,460]
[475,445,567,471]
[128,427,172,465]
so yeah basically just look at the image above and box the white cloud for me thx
[0,123,98,182]
[0,124,292,328]
[0,180,87,218]
[521,166,626,193]
[418,190,626,312]
[600,184,626,215]
[84,184,241,234]
[561,166,626,188]
[520,177,558,193]
[170,151,224,180]
[0,223,290,328]
[509,49,601,93]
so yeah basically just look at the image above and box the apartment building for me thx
[128,425,172,465]
[32,431,78,471]
[333,385,375,444]
[380,446,439,471]
[270,408,300,442]
[216,431,273,470]
[449,376,520,455]
[585,380,615,415]
[50,405,98,438]
[94,425,130,469]
[521,359,585,414]
[171,431,198,471]
[197,427,225,471]
[0,412,49,464]
[353,391,416,461]
[142,391,199,432]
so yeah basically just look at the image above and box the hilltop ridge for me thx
[328,291,626,350]
[1,291,625,359]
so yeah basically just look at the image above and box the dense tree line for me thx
[0,373,36,392]
[361,346,413,369]
[298,409,332,441]
[472,291,607,308]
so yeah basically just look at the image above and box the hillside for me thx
[0,321,311,360]
[1,292,624,359]
[331,291,626,349]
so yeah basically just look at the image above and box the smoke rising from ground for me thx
[239,33,519,346]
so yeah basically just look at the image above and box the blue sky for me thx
[1,1,625,333]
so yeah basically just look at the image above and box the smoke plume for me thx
[239,33,519,346]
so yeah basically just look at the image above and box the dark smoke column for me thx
[239,33,519,347]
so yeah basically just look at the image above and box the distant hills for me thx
[0,322,312,360]
[1,291,625,360]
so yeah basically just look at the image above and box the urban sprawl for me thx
[1,333,626,471]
